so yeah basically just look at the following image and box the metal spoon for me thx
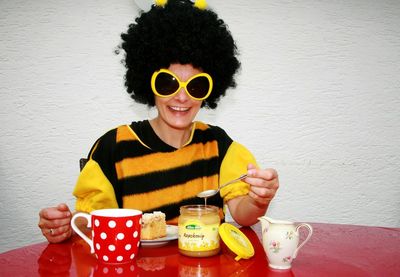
[197,174,248,199]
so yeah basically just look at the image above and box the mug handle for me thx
[71,212,94,253]
[293,223,313,259]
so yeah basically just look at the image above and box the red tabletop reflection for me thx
[1,222,399,276]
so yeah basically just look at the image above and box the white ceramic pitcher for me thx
[258,216,313,270]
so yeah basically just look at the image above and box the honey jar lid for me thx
[218,223,255,261]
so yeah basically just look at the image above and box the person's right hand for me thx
[38,203,73,243]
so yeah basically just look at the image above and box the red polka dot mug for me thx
[71,209,142,264]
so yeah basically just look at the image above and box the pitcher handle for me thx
[292,223,313,259]
[71,212,94,253]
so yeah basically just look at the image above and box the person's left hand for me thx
[245,163,279,207]
[38,203,73,243]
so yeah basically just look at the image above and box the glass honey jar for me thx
[178,205,220,257]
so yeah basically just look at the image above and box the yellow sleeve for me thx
[219,142,258,202]
[73,159,119,213]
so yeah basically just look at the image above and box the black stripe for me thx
[205,124,233,167]
[114,130,219,162]
[90,128,123,207]
[115,140,154,162]
[114,124,233,161]
[190,127,214,144]
[121,157,220,194]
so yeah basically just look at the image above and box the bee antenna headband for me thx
[155,0,208,10]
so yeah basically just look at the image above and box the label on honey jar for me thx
[178,219,220,251]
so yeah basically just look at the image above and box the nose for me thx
[174,87,190,102]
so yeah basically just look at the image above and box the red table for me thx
[1,222,399,276]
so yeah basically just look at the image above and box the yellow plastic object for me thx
[155,0,167,7]
[194,0,208,10]
[218,223,255,261]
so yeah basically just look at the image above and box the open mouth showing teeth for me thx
[169,106,190,112]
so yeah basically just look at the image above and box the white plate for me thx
[140,225,178,247]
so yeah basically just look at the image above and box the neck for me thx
[149,118,193,149]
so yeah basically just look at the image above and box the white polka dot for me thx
[126,220,133,227]
[108,220,116,228]
[137,241,140,247]
[117,256,123,262]
[94,219,100,227]
[130,265,135,271]
[116,267,123,274]
[125,244,131,250]
[133,231,138,238]
[96,243,101,250]
[117,233,125,240]
[103,255,109,262]
[103,267,109,274]
[92,230,95,238]
[108,244,116,251]
[100,232,107,239]
[139,218,142,225]
[130,253,135,259]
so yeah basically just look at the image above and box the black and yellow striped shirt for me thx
[73,120,257,223]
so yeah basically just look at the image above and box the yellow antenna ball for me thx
[155,0,168,7]
[194,0,208,10]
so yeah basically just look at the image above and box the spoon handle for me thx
[220,173,248,189]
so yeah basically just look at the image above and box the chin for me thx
[165,112,196,129]
[168,120,194,130]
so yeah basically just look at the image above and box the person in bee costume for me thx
[38,0,279,243]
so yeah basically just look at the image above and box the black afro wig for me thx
[120,0,240,109]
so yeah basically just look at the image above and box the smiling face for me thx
[153,63,204,131]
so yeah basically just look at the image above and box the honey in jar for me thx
[178,205,220,257]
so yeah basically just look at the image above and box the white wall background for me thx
[1,0,399,253]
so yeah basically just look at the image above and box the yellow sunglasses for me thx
[151,69,213,101]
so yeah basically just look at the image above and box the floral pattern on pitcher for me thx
[283,256,292,263]
[286,230,295,240]
[269,241,281,253]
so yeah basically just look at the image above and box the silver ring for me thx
[49,228,54,235]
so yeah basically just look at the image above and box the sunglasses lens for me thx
[187,76,211,99]
[155,72,179,96]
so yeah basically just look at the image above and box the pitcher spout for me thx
[258,216,275,224]
[258,216,274,230]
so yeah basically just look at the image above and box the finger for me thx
[40,207,71,220]
[260,168,278,181]
[45,229,73,244]
[38,212,71,231]
[250,186,277,199]
[264,168,278,181]
[48,224,72,237]
[252,179,279,191]
[40,221,70,236]
[42,225,72,243]
[39,217,72,230]
[56,203,71,213]
[248,190,272,206]
[247,168,278,182]
[245,173,277,190]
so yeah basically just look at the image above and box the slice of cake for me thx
[141,211,167,240]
